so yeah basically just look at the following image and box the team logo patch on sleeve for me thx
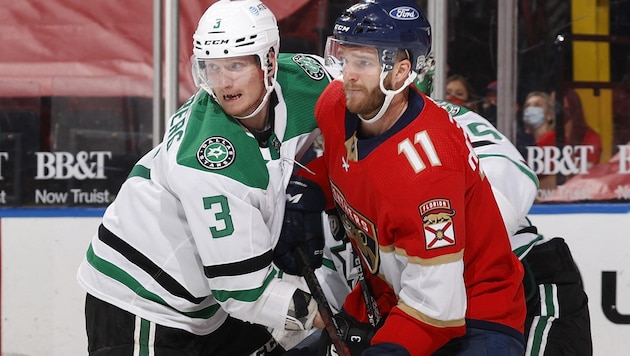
[291,54,326,81]
[435,100,467,116]
[197,136,236,170]
[419,198,456,249]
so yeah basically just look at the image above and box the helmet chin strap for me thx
[233,61,278,120]
[358,67,418,124]
[232,79,274,120]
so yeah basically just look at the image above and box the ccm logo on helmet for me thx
[389,7,419,20]
[334,24,350,33]
[204,39,229,45]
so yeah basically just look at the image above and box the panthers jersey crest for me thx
[331,182,379,274]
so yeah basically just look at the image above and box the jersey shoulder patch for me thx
[290,53,328,81]
[419,198,457,250]
[434,100,470,117]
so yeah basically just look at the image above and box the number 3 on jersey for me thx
[398,130,441,173]
[203,195,235,238]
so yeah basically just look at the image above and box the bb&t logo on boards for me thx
[527,144,630,175]
[0,151,8,180]
[526,145,593,175]
[35,151,112,180]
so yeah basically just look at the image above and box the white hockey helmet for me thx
[191,0,280,117]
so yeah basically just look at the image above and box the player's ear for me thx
[392,58,412,88]
[267,48,277,78]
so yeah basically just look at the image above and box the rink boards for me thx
[0,205,628,355]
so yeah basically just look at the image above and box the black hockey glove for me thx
[322,311,376,356]
[273,176,326,276]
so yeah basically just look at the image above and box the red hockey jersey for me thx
[310,79,525,355]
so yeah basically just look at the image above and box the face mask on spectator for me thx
[523,106,546,129]
[446,96,467,107]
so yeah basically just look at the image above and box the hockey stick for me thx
[352,253,381,327]
[296,247,351,356]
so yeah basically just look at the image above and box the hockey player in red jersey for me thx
[276,0,527,354]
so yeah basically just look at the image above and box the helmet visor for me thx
[324,37,389,76]
[191,54,261,91]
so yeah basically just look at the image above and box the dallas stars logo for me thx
[291,54,326,81]
[197,136,235,170]
[435,100,465,116]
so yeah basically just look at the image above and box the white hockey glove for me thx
[285,289,318,331]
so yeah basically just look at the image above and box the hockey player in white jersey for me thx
[307,75,592,355]
[76,1,336,354]
[431,79,592,356]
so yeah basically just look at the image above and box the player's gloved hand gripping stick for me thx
[274,176,326,275]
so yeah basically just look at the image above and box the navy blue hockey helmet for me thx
[329,0,431,73]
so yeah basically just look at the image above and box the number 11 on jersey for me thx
[398,130,441,173]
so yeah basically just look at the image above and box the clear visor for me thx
[191,54,261,91]
[324,37,399,75]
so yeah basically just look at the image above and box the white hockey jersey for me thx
[77,53,334,335]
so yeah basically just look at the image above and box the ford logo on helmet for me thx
[389,6,419,20]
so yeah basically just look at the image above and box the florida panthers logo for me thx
[197,136,236,170]
[340,214,379,274]
[331,182,379,274]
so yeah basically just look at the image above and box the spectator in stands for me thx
[522,91,558,190]
[481,80,498,127]
[445,74,480,112]
[558,87,602,169]
[522,91,555,142]
[526,88,602,189]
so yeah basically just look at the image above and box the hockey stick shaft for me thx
[296,247,351,356]
[353,253,381,327]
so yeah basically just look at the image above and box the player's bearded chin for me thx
[344,81,388,116]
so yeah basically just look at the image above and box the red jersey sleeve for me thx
[296,156,335,210]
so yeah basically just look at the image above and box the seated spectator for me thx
[528,88,602,191]
[445,74,480,112]
[481,80,498,127]
[522,91,555,141]
[539,88,602,169]
[522,91,557,190]
[564,88,602,168]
